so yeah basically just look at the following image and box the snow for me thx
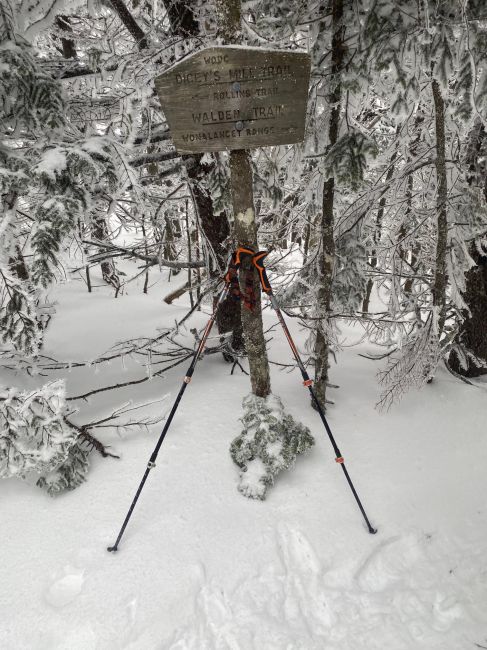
[34,148,67,180]
[1,271,487,649]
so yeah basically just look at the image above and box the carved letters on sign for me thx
[154,47,311,153]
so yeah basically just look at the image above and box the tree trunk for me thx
[107,0,147,48]
[362,130,400,313]
[217,0,271,397]
[55,16,77,59]
[432,79,448,337]
[449,242,487,376]
[230,150,271,397]
[93,216,120,290]
[449,121,487,376]
[184,153,244,352]
[313,0,345,410]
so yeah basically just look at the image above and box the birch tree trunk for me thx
[313,0,344,409]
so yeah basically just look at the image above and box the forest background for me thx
[1,0,487,493]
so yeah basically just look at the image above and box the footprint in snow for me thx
[355,532,424,592]
[45,566,85,608]
[276,523,335,631]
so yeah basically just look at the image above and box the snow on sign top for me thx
[154,46,311,153]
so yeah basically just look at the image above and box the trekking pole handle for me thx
[252,251,272,293]
[234,246,255,268]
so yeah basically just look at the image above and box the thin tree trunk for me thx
[399,113,424,313]
[362,130,400,313]
[185,198,194,309]
[194,226,202,307]
[107,0,147,48]
[313,0,345,410]
[432,79,448,337]
[93,216,121,291]
[85,265,92,293]
[141,219,150,293]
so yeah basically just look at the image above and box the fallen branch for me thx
[83,239,205,270]
[164,281,190,304]
[64,417,120,458]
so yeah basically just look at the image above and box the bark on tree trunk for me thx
[449,242,487,376]
[449,121,487,376]
[93,216,121,290]
[55,16,77,59]
[217,0,271,397]
[107,0,147,48]
[313,0,345,410]
[230,150,271,397]
[432,79,448,337]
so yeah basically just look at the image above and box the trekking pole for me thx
[252,251,377,534]
[107,255,236,552]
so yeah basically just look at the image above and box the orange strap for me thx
[335,456,344,464]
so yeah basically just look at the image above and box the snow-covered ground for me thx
[2,270,487,650]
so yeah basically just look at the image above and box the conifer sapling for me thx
[230,394,314,500]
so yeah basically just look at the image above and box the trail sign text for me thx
[155,47,311,153]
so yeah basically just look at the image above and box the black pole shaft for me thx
[267,292,377,534]
[107,282,230,552]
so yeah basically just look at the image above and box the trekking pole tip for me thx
[107,545,118,552]
[368,526,378,535]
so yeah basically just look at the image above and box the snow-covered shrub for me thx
[0,380,88,493]
[37,442,90,496]
[230,394,314,500]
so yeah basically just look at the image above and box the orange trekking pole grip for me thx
[252,251,272,293]
[234,246,255,268]
[252,251,377,535]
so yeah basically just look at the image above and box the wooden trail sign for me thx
[155,46,311,153]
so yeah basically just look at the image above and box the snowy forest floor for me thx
[1,267,487,650]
